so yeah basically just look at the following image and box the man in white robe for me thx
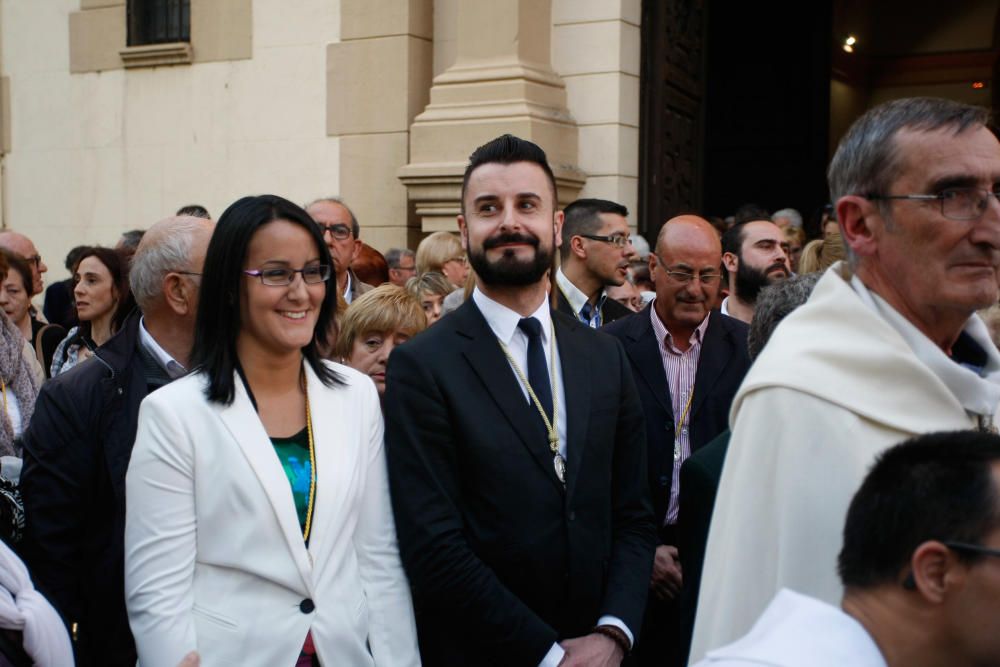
[690,96,1000,661]
[695,430,1000,667]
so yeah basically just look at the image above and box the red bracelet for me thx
[592,625,630,654]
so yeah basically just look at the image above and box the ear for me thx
[909,541,959,604]
[163,273,191,317]
[722,251,739,273]
[648,253,659,280]
[553,209,565,250]
[569,235,587,260]
[837,195,880,259]
[457,214,469,251]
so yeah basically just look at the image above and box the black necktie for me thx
[517,317,553,421]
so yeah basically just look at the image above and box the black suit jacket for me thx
[555,284,633,326]
[601,306,749,529]
[385,299,656,667]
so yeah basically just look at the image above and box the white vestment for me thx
[689,262,1000,662]
[692,589,886,667]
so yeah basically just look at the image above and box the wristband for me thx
[592,624,630,654]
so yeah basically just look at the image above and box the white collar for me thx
[850,274,1000,418]
[342,271,353,303]
[555,267,605,317]
[472,286,552,346]
[139,317,184,373]
[720,295,730,317]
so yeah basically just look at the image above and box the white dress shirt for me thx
[555,267,606,328]
[471,287,633,666]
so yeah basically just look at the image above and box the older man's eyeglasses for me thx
[866,187,1000,221]
[656,258,721,285]
[579,234,632,249]
[27,254,42,268]
[244,265,331,286]
[317,224,353,241]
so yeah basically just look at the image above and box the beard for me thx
[468,231,553,287]
[735,259,788,304]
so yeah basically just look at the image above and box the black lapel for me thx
[691,311,732,419]
[555,288,576,320]
[553,311,591,500]
[624,306,672,415]
[455,301,566,493]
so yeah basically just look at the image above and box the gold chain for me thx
[673,388,695,461]
[302,385,317,542]
[497,330,559,455]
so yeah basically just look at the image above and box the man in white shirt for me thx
[385,134,655,667]
[691,96,1000,661]
[697,430,1000,667]
[554,198,636,327]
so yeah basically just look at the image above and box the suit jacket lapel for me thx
[217,377,312,588]
[555,314,591,500]
[624,306,672,415]
[692,311,732,420]
[457,302,565,492]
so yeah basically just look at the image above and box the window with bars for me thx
[127,0,191,46]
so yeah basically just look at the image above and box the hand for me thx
[650,544,682,601]
[177,651,200,667]
[559,633,624,667]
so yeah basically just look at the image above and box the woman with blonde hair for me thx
[406,272,453,326]
[798,228,847,275]
[415,231,468,288]
[335,284,426,400]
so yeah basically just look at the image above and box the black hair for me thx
[838,430,1000,589]
[73,246,136,335]
[721,222,747,257]
[0,249,33,297]
[64,245,90,273]
[732,203,771,226]
[460,134,558,216]
[190,194,342,405]
[176,204,211,219]
[560,198,629,260]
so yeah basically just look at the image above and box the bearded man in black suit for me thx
[385,134,655,667]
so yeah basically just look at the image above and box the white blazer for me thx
[124,361,420,667]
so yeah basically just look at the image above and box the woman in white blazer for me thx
[124,195,420,667]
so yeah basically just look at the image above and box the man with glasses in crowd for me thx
[385,247,417,287]
[0,229,47,296]
[305,197,373,303]
[691,96,1000,662]
[555,198,636,327]
[603,215,751,667]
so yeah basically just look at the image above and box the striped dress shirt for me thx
[650,304,711,525]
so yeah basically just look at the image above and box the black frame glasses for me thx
[317,224,353,241]
[866,187,1000,221]
[578,233,632,249]
[944,540,1000,559]
[27,254,42,268]
[244,265,331,286]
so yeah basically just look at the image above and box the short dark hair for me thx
[191,194,342,404]
[118,229,146,251]
[0,249,33,296]
[560,198,629,260]
[733,203,770,226]
[385,248,415,270]
[73,246,136,335]
[64,245,90,273]
[460,134,557,216]
[177,204,211,219]
[838,430,1000,589]
[720,222,747,257]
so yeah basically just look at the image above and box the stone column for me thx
[327,0,433,250]
[399,0,584,233]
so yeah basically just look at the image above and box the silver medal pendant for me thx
[673,439,681,462]
[553,452,566,484]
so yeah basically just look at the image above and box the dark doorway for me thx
[639,1,833,238]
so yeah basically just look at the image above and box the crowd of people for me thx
[0,94,997,667]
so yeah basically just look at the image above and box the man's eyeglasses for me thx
[866,187,1000,221]
[244,265,331,286]
[943,540,1000,560]
[27,254,42,268]
[656,258,721,285]
[317,224,353,241]
[579,234,632,249]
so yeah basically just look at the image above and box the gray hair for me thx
[747,272,822,361]
[385,247,415,269]
[305,196,360,238]
[771,208,802,228]
[130,218,206,311]
[827,97,991,204]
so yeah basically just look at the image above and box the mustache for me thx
[483,232,539,250]
[767,262,790,275]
